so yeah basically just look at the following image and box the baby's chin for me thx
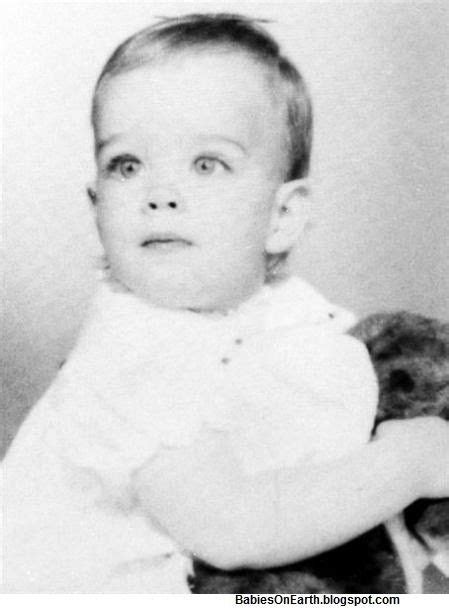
[113,272,259,313]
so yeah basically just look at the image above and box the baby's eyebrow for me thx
[195,134,248,155]
[95,135,121,155]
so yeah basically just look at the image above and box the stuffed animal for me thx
[191,312,449,594]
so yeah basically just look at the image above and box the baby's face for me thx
[93,50,293,310]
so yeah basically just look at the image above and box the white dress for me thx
[1,276,378,592]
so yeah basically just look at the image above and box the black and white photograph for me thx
[2,0,449,600]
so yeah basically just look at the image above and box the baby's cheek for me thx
[98,175,142,201]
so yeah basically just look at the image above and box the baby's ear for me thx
[86,183,97,206]
[265,179,311,254]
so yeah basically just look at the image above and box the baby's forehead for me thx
[125,46,278,98]
[97,48,286,142]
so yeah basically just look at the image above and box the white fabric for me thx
[1,276,378,592]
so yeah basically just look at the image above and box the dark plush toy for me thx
[191,312,449,594]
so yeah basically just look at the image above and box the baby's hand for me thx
[374,416,449,499]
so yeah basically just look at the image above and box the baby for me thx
[3,14,449,593]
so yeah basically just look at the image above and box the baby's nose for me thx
[143,187,184,213]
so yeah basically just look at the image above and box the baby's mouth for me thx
[140,233,193,250]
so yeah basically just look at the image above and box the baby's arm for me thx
[132,416,449,571]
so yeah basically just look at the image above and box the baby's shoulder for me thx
[260,275,356,332]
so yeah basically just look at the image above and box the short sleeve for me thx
[223,326,378,474]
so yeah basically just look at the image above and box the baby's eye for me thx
[107,156,141,179]
[194,156,228,176]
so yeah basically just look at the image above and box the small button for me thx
[221,357,230,365]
